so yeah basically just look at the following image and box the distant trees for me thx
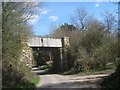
[2,2,42,87]
[52,23,78,38]
[71,7,98,32]
[101,10,116,33]
[102,3,120,88]
[33,50,51,66]
[71,7,88,31]
[51,7,118,73]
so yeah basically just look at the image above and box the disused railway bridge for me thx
[28,36,69,72]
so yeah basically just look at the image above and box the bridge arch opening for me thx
[31,47,63,72]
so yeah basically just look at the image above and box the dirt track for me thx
[32,67,115,88]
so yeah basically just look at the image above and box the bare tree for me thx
[101,10,116,33]
[71,6,88,31]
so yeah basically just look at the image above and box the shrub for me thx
[38,65,48,70]
[102,59,120,88]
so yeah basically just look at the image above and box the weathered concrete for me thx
[61,37,70,71]
[28,36,62,47]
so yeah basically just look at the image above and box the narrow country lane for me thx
[32,67,115,88]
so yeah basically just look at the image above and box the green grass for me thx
[38,65,51,72]
[31,76,40,85]
[61,67,114,75]
[61,70,73,75]
[17,76,40,89]
[78,67,114,74]
[38,65,48,70]
[44,68,49,71]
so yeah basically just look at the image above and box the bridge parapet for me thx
[28,37,62,47]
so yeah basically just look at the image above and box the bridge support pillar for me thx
[61,37,70,71]
[51,47,69,72]
[51,48,63,72]
[62,48,68,71]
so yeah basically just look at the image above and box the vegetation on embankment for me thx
[49,7,119,86]
[2,2,42,88]
[38,65,50,71]
[52,26,118,74]
[102,60,120,88]
[61,66,115,75]
[17,76,40,88]
[32,50,52,72]
[101,33,120,88]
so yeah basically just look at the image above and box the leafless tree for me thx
[71,6,88,31]
[101,10,116,33]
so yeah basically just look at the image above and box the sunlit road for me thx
[32,67,115,88]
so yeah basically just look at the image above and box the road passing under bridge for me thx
[32,67,115,88]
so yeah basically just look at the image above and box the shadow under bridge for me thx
[28,36,70,72]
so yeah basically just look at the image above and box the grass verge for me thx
[61,67,114,75]
[38,65,51,72]
[78,67,114,74]
[38,65,48,70]
[17,76,40,89]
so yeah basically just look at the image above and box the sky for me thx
[27,1,118,36]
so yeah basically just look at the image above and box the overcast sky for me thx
[27,1,118,36]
